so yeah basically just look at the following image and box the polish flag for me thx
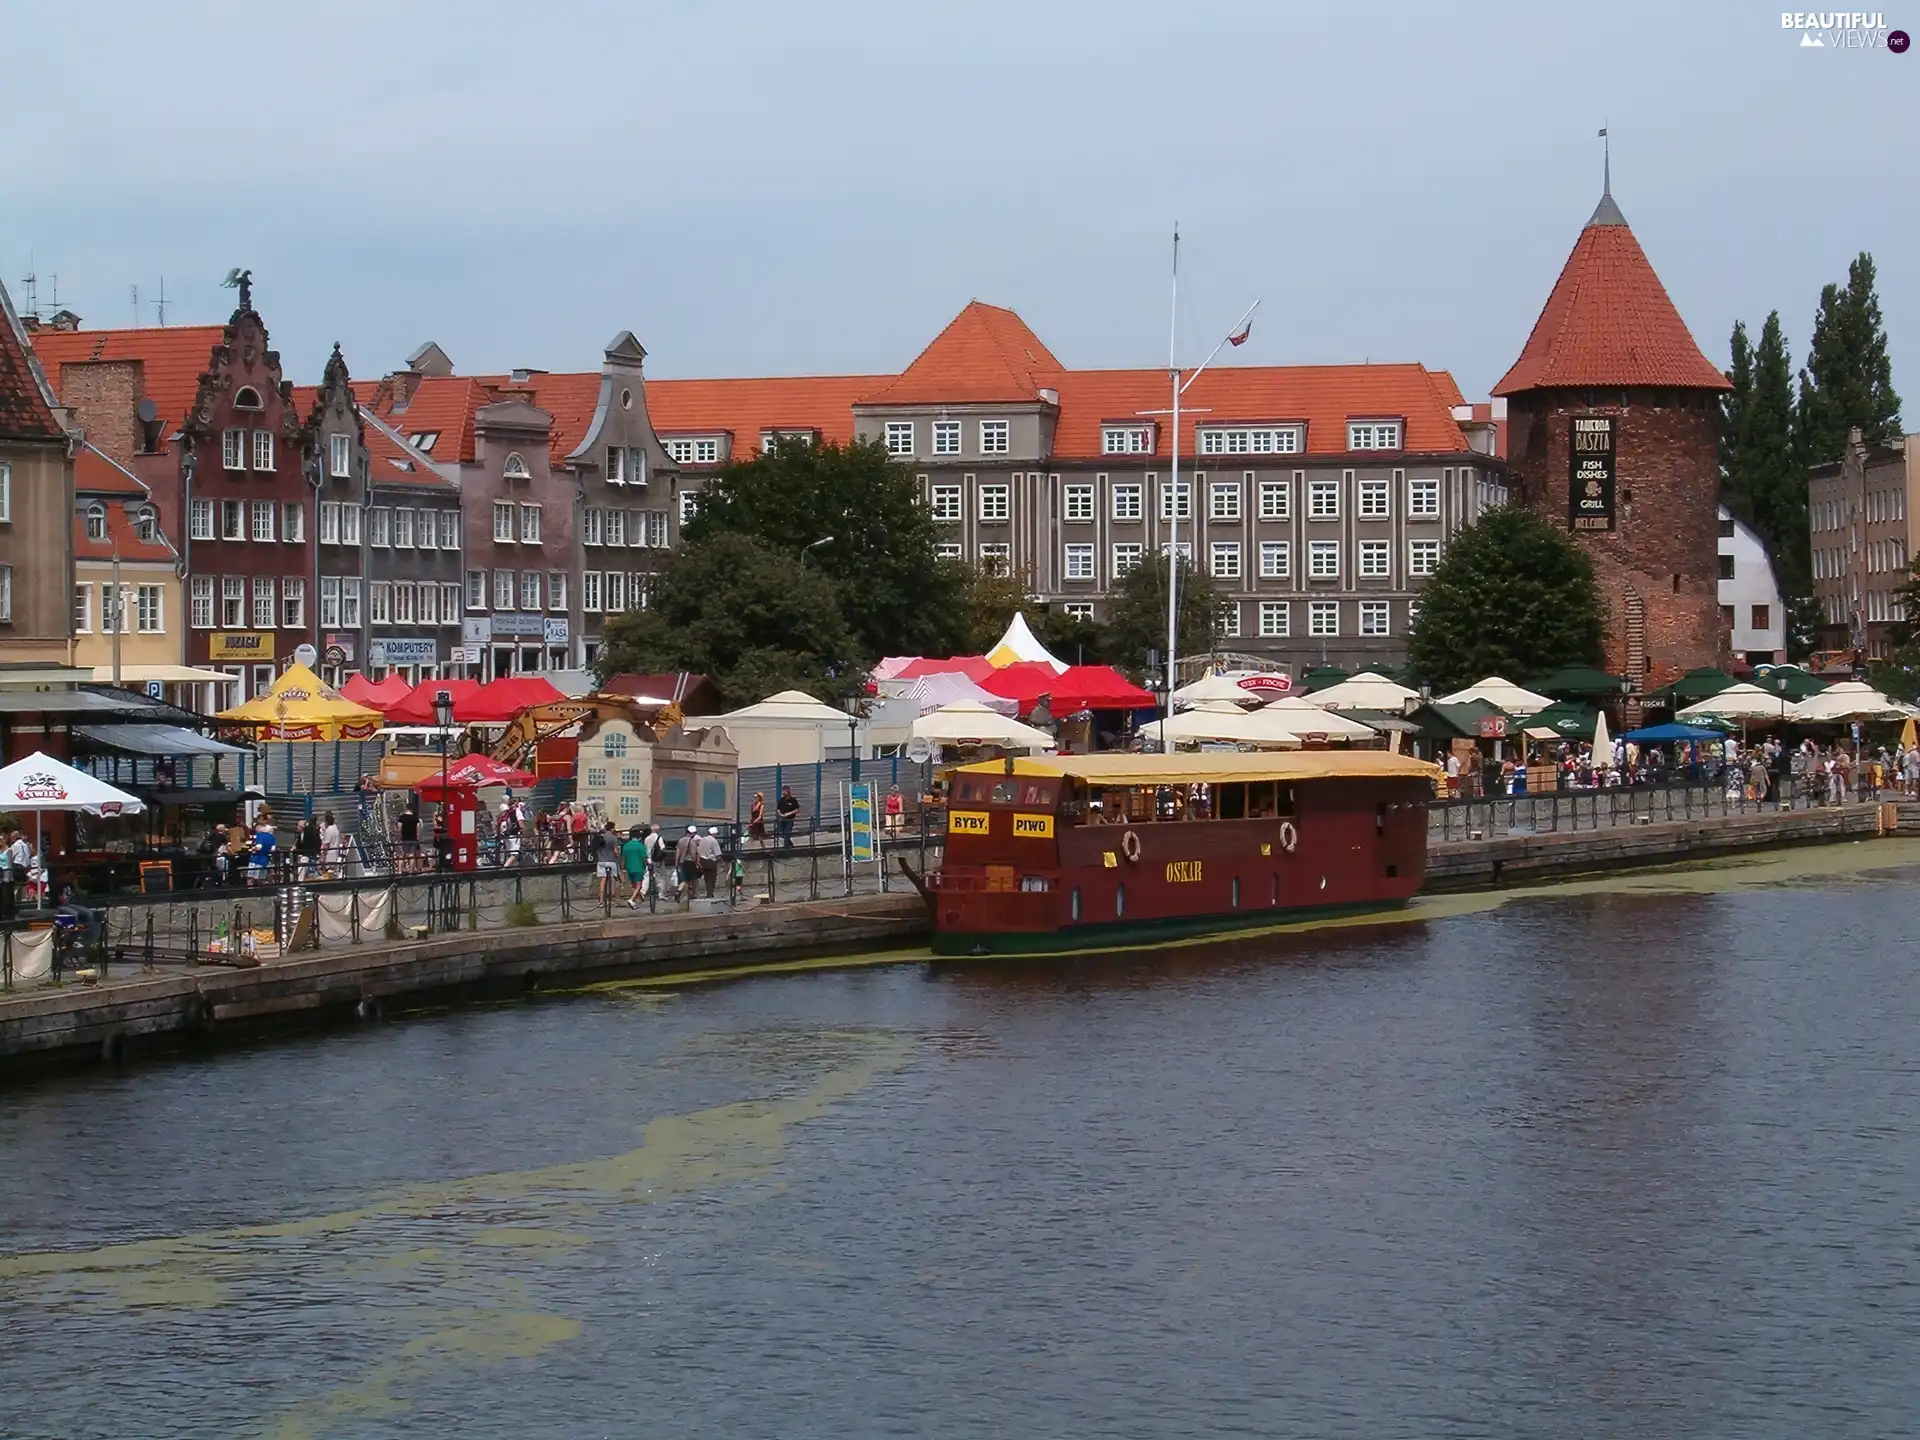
[1227,320,1252,347]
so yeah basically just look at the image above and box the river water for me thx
[3,843,1919,1438]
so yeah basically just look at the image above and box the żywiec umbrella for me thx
[0,752,144,907]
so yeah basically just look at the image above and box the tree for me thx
[594,533,863,709]
[1103,557,1220,680]
[1869,559,1920,703]
[1745,312,1809,597]
[1034,607,1111,667]
[1719,318,1754,521]
[952,563,1033,654]
[1405,506,1606,694]
[1796,252,1903,467]
[681,437,968,662]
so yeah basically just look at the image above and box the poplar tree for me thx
[1745,312,1808,595]
[1796,252,1903,466]
[1719,319,1753,522]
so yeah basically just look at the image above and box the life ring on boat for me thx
[1120,829,1143,864]
[1278,821,1299,854]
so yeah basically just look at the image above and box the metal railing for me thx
[1429,774,1886,842]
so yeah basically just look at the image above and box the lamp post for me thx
[433,688,453,871]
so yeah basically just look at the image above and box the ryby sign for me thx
[1568,416,1616,532]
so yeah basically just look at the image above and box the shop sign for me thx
[947,810,990,835]
[490,612,546,638]
[543,617,570,645]
[1568,415,1616,532]
[324,633,357,664]
[1477,716,1509,739]
[449,646,479,665]
[377,638,439,665]
[1236,672,1293,695]
[461,617,493,644]
[1011,813,1054,838]
[209,632,275,661]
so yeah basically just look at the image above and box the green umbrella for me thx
[1750,664,1829,701]
[1646,666,1739,707]
[1529,664,1628,698]
[1523,699,1600,738]
[1300,666,1350,693]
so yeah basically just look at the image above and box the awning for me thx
[73,724,253,757]
[89,665,240,686]
[137,787,260,807]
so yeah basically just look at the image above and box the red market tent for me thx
[413,753,537,799]
[981,663,1154,714]
[340,673,413,711]
[459,675,568,722]
[895,655,997,683]
[382,678,483,726]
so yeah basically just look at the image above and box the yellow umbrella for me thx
[216,662,383,740]
[1901,716,1917,751]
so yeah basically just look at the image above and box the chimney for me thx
[388,366,421,412]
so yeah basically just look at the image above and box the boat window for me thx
[1231,876,1240,909]
[1071,887,1082,920]
[1218,784,1247,821]
[1277,784,1297,817]
[1060,780,1090,825]
[1115,884,1125,917]
[1247,781,1278,819]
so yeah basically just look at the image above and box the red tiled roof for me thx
[859,301,1063,405]
[0,294,65,443]
[476,372,600,459]
[73,502,173,563]
[1047,363,1470,459]
[649,374,882,459]
[1493,206,1730,395]
[74,445,145,496]
[28,324,226,434]
[363,375,489,463]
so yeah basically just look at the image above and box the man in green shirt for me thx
[621,826,650,910]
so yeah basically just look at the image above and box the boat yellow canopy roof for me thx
[949,752,1441,787]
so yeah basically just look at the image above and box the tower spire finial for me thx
[1586,125,1626,227]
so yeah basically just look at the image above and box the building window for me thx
[222,429,245,471]
[605,509,626,548]
[417,509,438,550]
[327,433,351,479]
[1359,600,1390,636]
[1409,539,1441,576]
[493,502,515,542]
[1752,604,1771,630]
[1258,540,1290,578]
[417,584,437,626]
[74,582,93,633]
[1210,541,1241,579]
[438,510,458,550]
[189,499,214,540]
[933,420,962,456]
[191,576,213,629]
[1198,426,1302,456]
[85,503,107,541]
[582,507,603,546]
[1404,477,1441,518]
[665,437,722,465]
[980,420,1010,455]
[1258,480,1290,520]
[582,571,603,613]
[1308,479,1339,519]
[493,570,515,609]
[252,430,274,471]
[1063,602,1096,622]
[679,492,700,526]
[1309,540,1340,578]
[1258,600,1289,637]
[519,504,541,544]
[1719,554,1735,581]
[219,500,243,541]
[979,485,1010,522]
[320,576,341,628]
[936,542,964,560]
[1347,421,1401,451]
[251,500,275,543]
[438,582,459,622]
[1359,540,1389,577]
[1112,543,1144,576]
[318,502,340,545]
[370,581,391,625]
[1064,543,1095,581]
[548,572,567,611]
[885,421,914,456]
[502,452,530,481]
[340,504,360,546]
[1062,483,1095,521]
[1210,482,1241,521]
[252,576,276,628]
[391,582,414,625]
[233,386,262,410]
[1217,601,1241,638]
[394,508,414,548]
[221,577,245,627]
[283,502,305,542]
[1309,600,1339,636]
[0,462,8,522]
[978,543,1011,575]
[465,570,486,610]
[366,507,390,547]
[930,485,962,522]
[520,571,541,611]
[0,566,10,623]
[1159,481,1191,521]
[1358,478,1389,518]
[132,506,157,543]
[282,577,305,628]
[1112,484,1143,521]
[606,571,628,612]
[1102,426,1152,455]
[606,446,626,484]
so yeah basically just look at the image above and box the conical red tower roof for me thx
[861,300,1062,405]
[1493,187,1728,396]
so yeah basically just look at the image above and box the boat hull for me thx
[928,894,1410,957]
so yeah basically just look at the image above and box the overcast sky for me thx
[5,1,1913,406]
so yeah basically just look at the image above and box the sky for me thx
[4,1,1915,406]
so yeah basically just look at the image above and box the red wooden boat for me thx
[913,752,1440,955]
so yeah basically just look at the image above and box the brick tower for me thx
[1494,175,1731,697]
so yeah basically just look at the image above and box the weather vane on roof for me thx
[221,267,253,310]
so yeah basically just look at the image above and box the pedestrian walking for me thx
[593,820,620,905]
[697,826,723,898]
[295,816,321,880]
[748,792,766,847]
[621,825,649,909]
[320,811,345,875]
[673,826,700,909]
[777,786,800,850]
[884,785,904,835]
[570,803,591,861]
[397,803,421,873]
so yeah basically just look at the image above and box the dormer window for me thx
[761,431,815,454]
[502,452,530,480]
[1197,425,1301,456]
[1347,420,1403,451]
[85,503,107,542]
[665,437,722,465]
[133,505,157,543]
[233,386,263,411]
[411,432,439,453]
[1101,425,1153,455]
[607,446,647,485]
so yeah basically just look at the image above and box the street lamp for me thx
[433,688,453,871]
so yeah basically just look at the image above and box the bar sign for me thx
[1568,416,1616,532]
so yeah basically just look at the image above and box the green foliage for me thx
[1745,312,1809,596]
[594,533,863,710]
[681,437,969,662]
[953,564,1034,654]
[1719,318,1753,520]
[1103,557,1220,680]
[503,901,539,928]
[1405,506,1606,694]
[1796,252,1903,467]
[1034,607,1112,668]
[1871,561,1920,703]
[1786,592,1825,664]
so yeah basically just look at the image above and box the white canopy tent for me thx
[984,613,1066,672]
[1171,673,1262,710]
[879,671,1019,717]
[1677,683,1795,722]
[0,752,144,908]
[1438,676,1554,717]
[1138,701,1301,748]
[910,701,1055,751]
[711,690,864,769]
[1786,680,1920,723]
[1253,695,1382,740]
[1307,671,1420,712]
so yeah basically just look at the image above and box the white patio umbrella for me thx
[1786,680,1919,723]
[0,752,144,907]
[1139,701,1300,748]
[1171,672,1262,709]
[1307,671,1420,711]
[1438,676,1554,717]
[1592,708,1611,761]
[1256,695,1379,740]
[1677,683,1794,722]
[910,701,1055,751]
